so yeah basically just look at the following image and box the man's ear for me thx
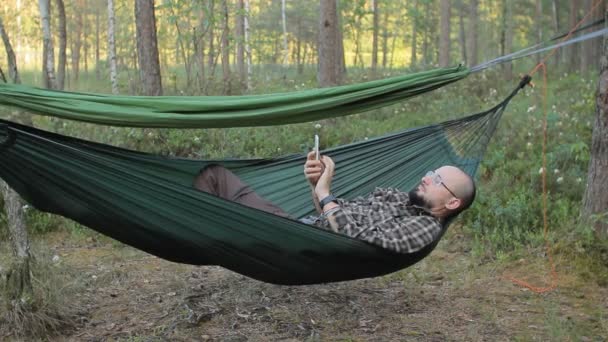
[445,197,461,210]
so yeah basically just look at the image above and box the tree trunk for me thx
[39,0,58,90]
[236,0,246,88]
[281,0,288,66]
[0,16,21,84]
[318,0,342,86]
[458,0,467,64]
[382,11,389,69]
[221,0,231,95]
[95,6,101,80]
[439,0,450,67]
[582,0,594,74]
[108,0,119,94]
[568,0,579,72]
[582,10,608,238]
[72,0,84,83]
[536,0,543,65]
[135,0,162,95]
[0,17,34,310]
[467,0,478,67]
[55,0,66,90]
[244,0,252,89]
[422,1,430,66]
[501,0,513,80]
[371,0,379,75]
[551,0,561,66]
[207,0,215,76]
[410,0,417,67]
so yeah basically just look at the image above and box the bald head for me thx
[436,166,476,214]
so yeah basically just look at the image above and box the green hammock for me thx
[0,66,468,128]
[0,80,528,285]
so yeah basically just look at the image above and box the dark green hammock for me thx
[0,79,529,285]
[0,66,468,128]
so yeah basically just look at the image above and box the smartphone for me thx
[314,134,320,160]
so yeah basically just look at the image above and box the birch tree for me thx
[55,0,66,90]
[281,0,288,66]
[108,0,119,94]
[221,0,231,94]
[244,0,252,90]
[38,0,58,89]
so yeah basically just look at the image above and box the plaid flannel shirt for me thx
[314,188,444,254]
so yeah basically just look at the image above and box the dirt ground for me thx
[3,227,608,341]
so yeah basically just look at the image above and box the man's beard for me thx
[408,185,430,208]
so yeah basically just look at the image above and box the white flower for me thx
[364,137,369,141]
[52,255,60,263]
[526,142,533,149]
[554,169,560,174]
[527,106,536,113]
[576,177,583,183]
[92,275,98,280]
[556,177,564,184]
[314,123,322,129]
[557,121,563,127]
[276,147,281,152]
[538,167,545,175]
[21,204,30,212]
[194,137,201,143]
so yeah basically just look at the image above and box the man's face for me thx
[408,167,461,211]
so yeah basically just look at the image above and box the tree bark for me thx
[95,6,101,80]
[439,0,450,67]
[236,0,246,88]
[568,0,579,72]
[0,16,21,84]
[382,10,389,69]
[72,0,84,82]
[55,0,67,90]
[108,0,119,94]
[371,0,379,75]
[244,0,252,89]
[582,10,608,238]
[0,17,34,310]
[318,0,343,86]
[410,0,418,67]
[281,0,288,66]
[221,0,231,95]
[551,0,561,65]
[38,0,58,90]
[467,0,478,67]
[501,0,513,80]
[458,0,466,64]
[135,0,162,95]
[207,0,215,76]
[422,1,430,66]
[535,0,543,65]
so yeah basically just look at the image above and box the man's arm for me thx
[304,151,325,214]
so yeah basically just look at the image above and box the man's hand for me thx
[304,151,324,186]
[315,155,335,199]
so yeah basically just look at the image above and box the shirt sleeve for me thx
[321,207,443,254]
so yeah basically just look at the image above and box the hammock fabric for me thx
[0,79,529,285]
[0,66,468,128]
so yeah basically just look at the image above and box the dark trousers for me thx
[193,165,290,218]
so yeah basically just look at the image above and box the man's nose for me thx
[421,175,431,185]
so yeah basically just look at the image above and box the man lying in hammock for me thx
[193,151,476,254]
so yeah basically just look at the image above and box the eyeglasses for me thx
[425,170,458,198]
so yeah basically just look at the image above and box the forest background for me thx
[0,0,607,340]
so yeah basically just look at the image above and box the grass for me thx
[0,63,607,339]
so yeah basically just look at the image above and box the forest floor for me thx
[2,227,607,342]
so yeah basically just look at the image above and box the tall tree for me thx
[458,0,467,64]
[243,0,252,89]
[221,0,231,94]
[371,0,379,75]
[582,9,608,238]
[535,0,543,65]
[281,0,288,66]
[467,0,478,67]
[55,0,66,89]
[318,0,343,86]
[39,0,58,89]
[409,0,418,67]
[500,0,513,80]
[438,0,450,67]
[551,0,561,65]
[71,0,84,82]
[236,0,246,88]
[0,14,34,314]
[135,0,162,95]
[568,0,579,72]
[108,0,119,94]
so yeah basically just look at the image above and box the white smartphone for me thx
[314,134,320,160]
